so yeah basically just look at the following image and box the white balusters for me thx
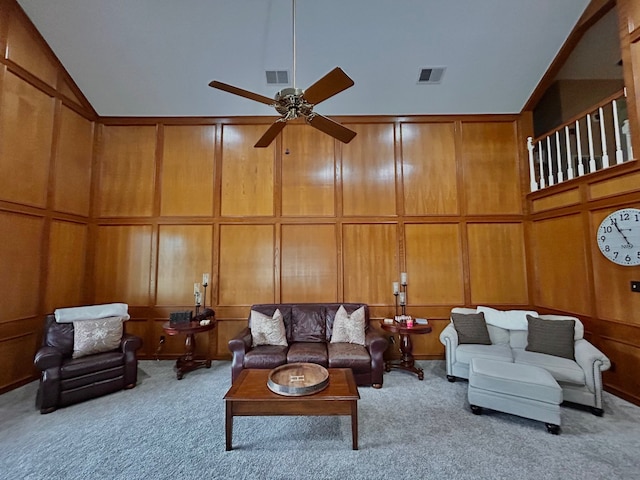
[555,131,563,183]
[565,126,574,180]
[598,107,609,168]
[576,120,585,177]
[528,93,628,191]
[612,99,624,164]
[538,140,545,189]
[586,113,596,173]
[546,136,554,186]
[527,137,538,192]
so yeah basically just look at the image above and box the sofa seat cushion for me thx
[456,344,513,365]
[60,351,125,379]
[513,349,585,386]
[244,345,288,369]
[327,343,371,371]
[287,342,328,366]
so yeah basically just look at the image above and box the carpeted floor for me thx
[1,360,639,480]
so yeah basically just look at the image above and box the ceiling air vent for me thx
[266,70,289,85]
[418,67,446,84]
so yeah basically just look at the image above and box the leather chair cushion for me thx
[44,319,75,357]
[290,305,326,342]
[60,351,125,379]
[244,345,288,369]
[327,343,371,371]
[287,342,328,366]
[61,366,124,390]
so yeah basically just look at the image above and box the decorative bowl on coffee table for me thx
[267,363,329,396]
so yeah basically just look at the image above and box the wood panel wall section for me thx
[0,1,96,393]
[526,160,640,405]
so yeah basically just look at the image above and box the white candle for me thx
[399,292,406,305]
[393,282,399,294]
[400,272,407,285]
[194,282,201,294]
[202,273,210,286]
[195,291,201,305]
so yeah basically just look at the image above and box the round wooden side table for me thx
[162,319,216,379]
[379,320,432,380]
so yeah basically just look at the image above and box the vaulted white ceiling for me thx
[16,0,591,117]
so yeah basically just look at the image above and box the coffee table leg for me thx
[351,401,358,450]
[225,401,233,451]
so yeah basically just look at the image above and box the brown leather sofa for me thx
[34,315,142,413]
[228,303,388,387]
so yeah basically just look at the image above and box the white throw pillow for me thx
[72,317,123,358]
[476,306,538,331]
[250,309,287,347]
[330,305,366,346]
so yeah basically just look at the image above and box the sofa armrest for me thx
[228,327,252,383]
[574,339,611,393]
[34,346,63,371]
[439,323,458,376]
[365,329,388,356]
[121,334,143,353]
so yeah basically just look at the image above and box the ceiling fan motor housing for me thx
[275,87,313,118]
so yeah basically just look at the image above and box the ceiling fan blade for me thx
[254,120,287,148]
[306,114,356,144]
[303,67,354,105]
[208,80,274,106]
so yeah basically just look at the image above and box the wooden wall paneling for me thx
[618,0,640,158]
[531,188,581,213]
[160,125,215,217]
[0,71,54,207]
[156,225,213,306]
[0,211,43,322]
[401,122,459,215]
[44,220,87,312]
[218,224,275,305]
[281,224,338,303]
[404,223,465,305]
[589,171,640,200]
[531,215,592,315]
[281,124,335,216]
[216,320,246,360]
[467,223,529,305]
[53,105,93,216]
[342,223,398,306]
[600,337,640,403]
[460,121,522,215]
[342,124,396,216]
[591,209,640,323]
[0,332,38,389]
[5,11,57,87]
[220,125,274,217]
[97,125,157,217]
[93,225,153,306]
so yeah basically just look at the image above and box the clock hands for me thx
[613,221,633,247]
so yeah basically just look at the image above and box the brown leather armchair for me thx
[34,315,142,414]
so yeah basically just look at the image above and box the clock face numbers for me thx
[596,208,640,266]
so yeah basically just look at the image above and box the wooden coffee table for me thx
[223,368,360,451]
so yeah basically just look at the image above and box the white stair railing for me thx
[527,90,632,192]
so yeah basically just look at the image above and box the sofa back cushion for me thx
[43,315,74,358]
[291,305,326,342]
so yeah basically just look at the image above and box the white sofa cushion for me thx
[456,344,513,365]
[513,349,585,385]
[487,324,510,345]
[477,306,538,330]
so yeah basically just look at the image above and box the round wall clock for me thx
[596,208,640,266]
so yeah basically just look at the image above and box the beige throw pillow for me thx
[250,309,287,347]
[330,305,366,346]
[72,317,123,358]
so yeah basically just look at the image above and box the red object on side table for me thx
[162,314,215,379]
[380,320,432,380]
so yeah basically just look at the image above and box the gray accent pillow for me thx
[451,312,491,345]
[72,317,123,358]
[525,315,575,360]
